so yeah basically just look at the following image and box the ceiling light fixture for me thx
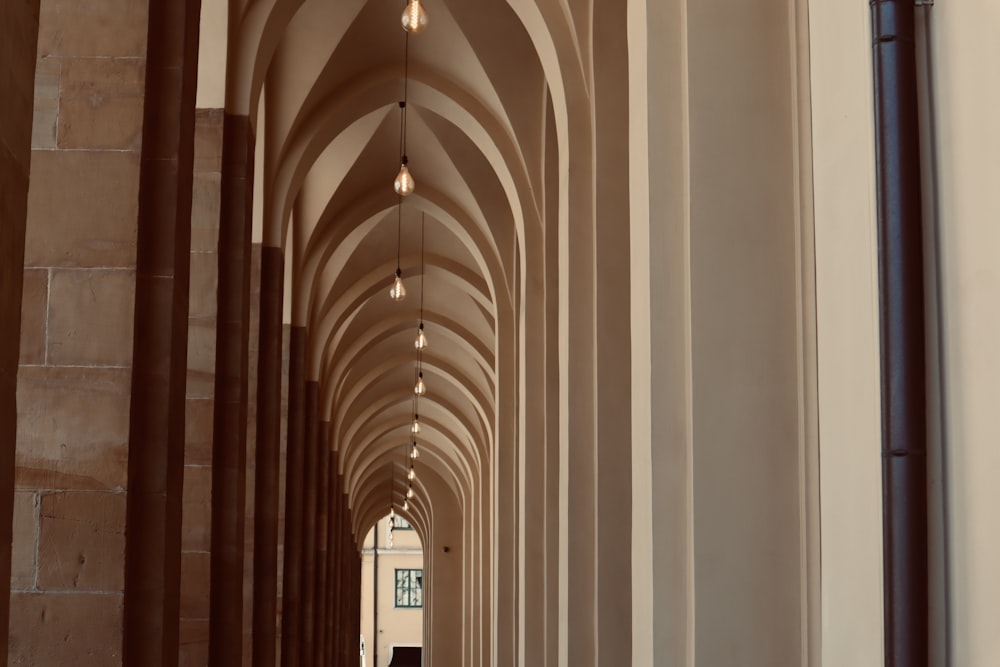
[401,0,428,34]
[415,214,428,349]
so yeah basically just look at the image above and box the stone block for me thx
[18,268,47,365]
[15,366,130,490]
[11,491,37,589]
[191,172,221,253]
[186,318,217,399]
[184,397,214,466]
[58,57,145,150]
[189,250,218,319]
[182,465,211,552]
[38,0,147,58]
[47,268,135,367]
[37,491,125,591]
[179,551,211,620]
[8,591,123,665]
[193,108,224,174]
[31,57,60,150]
[25,149,139,268]
[178,618,209,667]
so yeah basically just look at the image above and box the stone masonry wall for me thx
[9,0,147,664]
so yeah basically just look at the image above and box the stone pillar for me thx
[252,246,285,666]
[209,111,256,666]
[313,422,331,664]
[179,107,225,666]
[122,0,202,663]
[299,382,319,662]
[324,470,343,666]
[0,0,40,663]
[281,327,306,667]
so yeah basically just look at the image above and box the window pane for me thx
[394,569,423,608]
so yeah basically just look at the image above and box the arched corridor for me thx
[2,0,1000,666]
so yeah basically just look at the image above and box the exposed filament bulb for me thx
[389,268,406,301]
[415,322,428,349]
[401,0,428,34]
[394,158,415,196]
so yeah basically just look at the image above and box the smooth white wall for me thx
[932,2,1000,663]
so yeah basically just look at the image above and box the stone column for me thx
[179,107,225,666]
[123,0,202,663]
[324,470,343,666]
[313,421,331,664]
[281,327,306,667]
[299,381,319,662]
[209,111,256,665]
[252,246,285,666]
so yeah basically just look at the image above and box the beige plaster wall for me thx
[686,0,804,663]
[931,2,1000,663]
[807,1,886,665]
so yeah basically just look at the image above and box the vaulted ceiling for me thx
[202,0,584,544]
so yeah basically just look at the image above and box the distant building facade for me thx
[361,516,424,667]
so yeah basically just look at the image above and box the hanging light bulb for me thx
[414,371,426,396]
[401,0,428,34]
[408,466,416,481]
[407,484,415,499]
[411,415,421,434]
[410,441,419,459]
[414,322,428,349]
[389,268,406,301]
[402,498,410,511]
[394,156,415,196]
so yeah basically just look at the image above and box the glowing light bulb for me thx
[394,161,415,196]
[414,322,428,349]
[410,442,419,459]
[389,269,406,301]
[414,372,426,396]
[407,485,415,499]
[401,0,428,34]
[408,467,416,481]
[402,498,409,511]
[390,506,395,520]
[411,416,420,434]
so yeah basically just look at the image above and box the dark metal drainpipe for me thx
[870,2,929,665]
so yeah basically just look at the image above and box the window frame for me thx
[394,568,423,608]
